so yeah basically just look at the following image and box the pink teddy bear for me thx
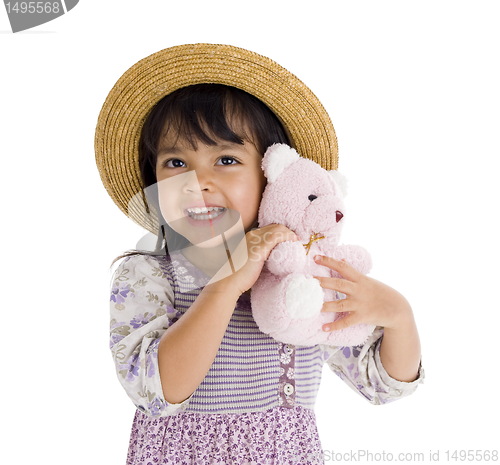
[250,144,375,347]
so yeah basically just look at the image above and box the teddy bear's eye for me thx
[308,195,317,201]
[336,211,344,223]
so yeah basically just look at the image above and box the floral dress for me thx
[110,252,423,464]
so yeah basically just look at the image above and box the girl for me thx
[97,44,423,465]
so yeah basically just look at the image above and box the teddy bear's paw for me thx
[334,245,372,275]
[285,275,324,320]
[267,241,306,276]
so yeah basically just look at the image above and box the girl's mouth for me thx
[180,207,242,243]
[185,206,226,221]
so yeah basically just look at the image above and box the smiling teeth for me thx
[187,207,224,214]
[186,207,225,220]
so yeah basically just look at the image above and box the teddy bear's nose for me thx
[336,211,344,223]
[308,195,317,201]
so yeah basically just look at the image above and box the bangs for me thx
[162,85,248,149]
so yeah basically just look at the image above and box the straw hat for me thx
[95,43,338,233]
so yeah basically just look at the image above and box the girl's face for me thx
[155,134,266,248]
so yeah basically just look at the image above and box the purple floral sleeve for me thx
[321,328,424,404]
[109,254,192,417]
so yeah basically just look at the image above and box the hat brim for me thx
[95,43,338,233]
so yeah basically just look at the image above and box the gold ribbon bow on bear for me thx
[303,232,325,255]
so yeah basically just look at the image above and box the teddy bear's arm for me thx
[266,240,307,276]
[329,244,372,275]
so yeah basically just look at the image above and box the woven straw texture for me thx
[95,43,338,233]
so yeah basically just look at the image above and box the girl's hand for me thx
[216,224,299,296]
[313,255,413,332]
[314,254,422,382]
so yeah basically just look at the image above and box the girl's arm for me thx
[157,280,241,404]
[378,301,421,382]
[109,256,245,412]
[158,224,299,404]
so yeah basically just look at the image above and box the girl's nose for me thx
[182,169,212,193]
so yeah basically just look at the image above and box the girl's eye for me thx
[161,157,239,169]
[163,159,186,168]
[217,156,240,166]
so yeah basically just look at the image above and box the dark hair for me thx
[114,84,291,263]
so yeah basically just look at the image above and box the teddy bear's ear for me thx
[262,144,300,183]
[328,170,348,197]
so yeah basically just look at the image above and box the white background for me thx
[1,1,499,463]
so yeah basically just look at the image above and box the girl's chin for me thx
[189,234,226,249]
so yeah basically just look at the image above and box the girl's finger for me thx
[314,276,355,295]
[323,312,360,332]
[314,255,361,281]
[321,297,353,314]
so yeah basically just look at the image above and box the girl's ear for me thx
[261,143,300,183]
[328,170,348,197]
